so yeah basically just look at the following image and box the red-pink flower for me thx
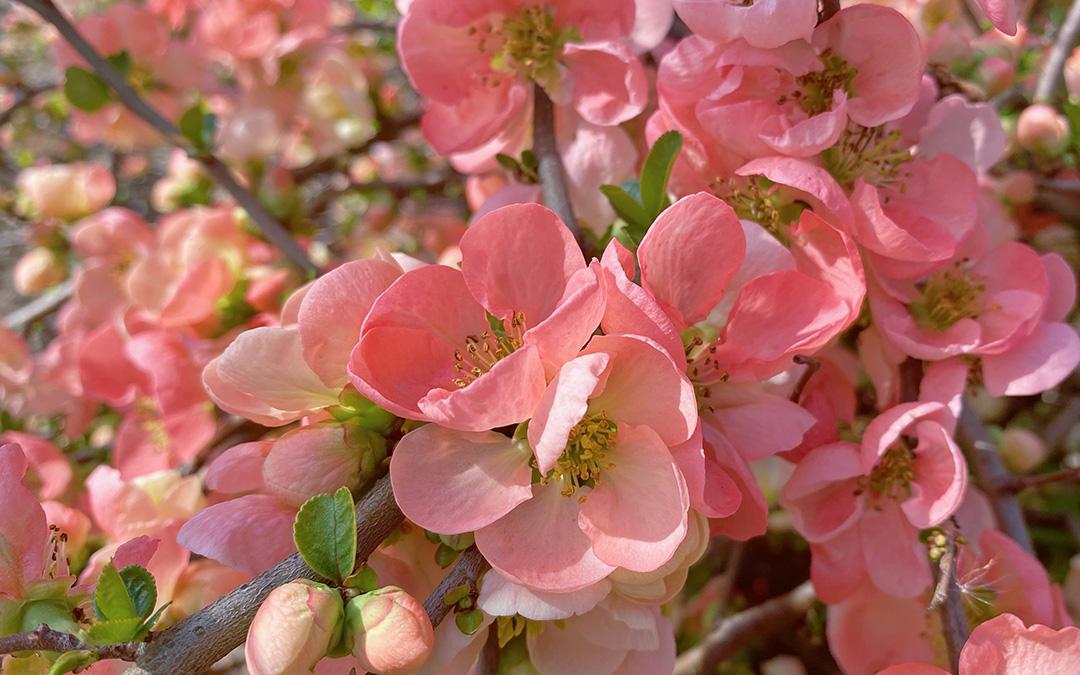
[390,334,694,592]
[399,0,647,163]
[349,203,604,432]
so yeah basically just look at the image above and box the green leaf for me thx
[94,563,135,621]
[343,565,378,593]
[134,602,171,641]
[179,102,216,152]
[105,51,132,78]
[83,617,145,645]
[48,651,97,675]
[119,566,157,620]
[639,131,683,221]
[294,487,358,583]
[442,584,471,607]
[599,184,650,232]
[455,609,485,636]
[63,66,111,113]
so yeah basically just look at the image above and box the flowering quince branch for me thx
[127,477,402,674]
[1035,0,1080,101]
[532,83,582,248]
[996,465,1080,492]
[928,524,969,673]
[421,546,489,630]
[3,278,73,331]
[957,404,1036,554]
[12,0,318,276]
[671,582,817,675]
[0,624,139,661]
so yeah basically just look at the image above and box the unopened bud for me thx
[999,427,1048,474]
[245,580,344,675]
[345,586,434,675]
[1017,104,1070,155]
[14,247,66,295]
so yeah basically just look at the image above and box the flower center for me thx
[546,412,617,499]
[908,263,986,332]
[864,442,915,502]
[471,5,579,86]
[723,176,804,244]
[792,49,857,116]
[452,312,527,388]
[822,124,913,188]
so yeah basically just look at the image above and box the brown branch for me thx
[956,403,1035,553]
[533,84,582,250]
[290,113,422,183]
[15,0,317,276]
[928,525,969,673]
[818,0,841,23]
[0,83,54,126]
[997,466,1080,493]
[422,546,488,630]
[672,581,816,675]
[306,171,458,214]
[0,624,139,661]
[128,476,403,674]
[789,355,820,403]
[1035,0,1080,102]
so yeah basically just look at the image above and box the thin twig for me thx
[672,581,816,675]
[15,0,316,275]
[789,355,820,403]
[997,465,1080,493]
[928,524,969,673]
[128,477,403,674]
[819,0,841,23]
[290,113,422,183]
[306,172,457,214]
[0,83,54,126]
[0,624,139,661]
[956,403,1036,553]
[532,84,581,249]
[422,546,488,630]
[1035,0,1080,102]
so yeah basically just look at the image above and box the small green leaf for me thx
[294,487,358,583]
[119,566,157,620]
[455,609,485,636]
[63,66,111,113]
[639,130,683,221]
[105,51,132,78]
[83,617,145,645]
[344,565,378,593]
[179,102,216,152]
[48,650,97,675]
[435,543,459,568]
[495,153,521,174]
[134,602,172,641]
[599,184,650,232]
[94,563,135,621]
[442,584,471,607]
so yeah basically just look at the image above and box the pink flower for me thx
[400,0,647,162]
[958,613,1080,673]
[246,580,344,675]
[0,431,72,500]
[673,0,817,49]
[345,586,434,675]
[16,162,115,221]
[390,334,694,592]
[782,402,967,599]
[349,203,604,432]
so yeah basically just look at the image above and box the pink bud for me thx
[16,162,115,220]
[346,586,434,675]
[245,580,344,675]
[978,56,1014,98]
[13,247,66,295]
[1016,104,1070,154]
[999,427,1048,474]
[998,171,1036,205]
[1066,48,1080,101]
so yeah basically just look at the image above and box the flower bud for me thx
[245,580,344,675]
[978,56,1014,98]
[998,171,1036,205]
[999,427,1048,474]
[16,163,115,221]
[1016,104,1070,155]
[345,586,433,675]
[13,247,66,295]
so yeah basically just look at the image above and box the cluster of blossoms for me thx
[2,0,1080,674]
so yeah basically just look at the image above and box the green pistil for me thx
[548,413,617,499]
[471,5,580,87]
